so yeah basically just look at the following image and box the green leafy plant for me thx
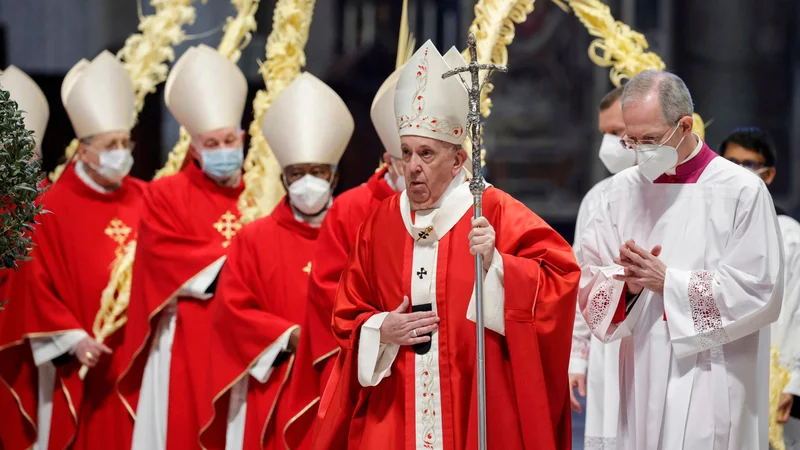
[0,87,45,274]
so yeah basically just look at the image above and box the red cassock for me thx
[199,198,321,450]
[0,178,49,450]
[116,162,244,450]
[283,168,397,446]
[0,164,145,450]
[313,185,581,450]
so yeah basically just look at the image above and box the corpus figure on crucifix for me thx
[313,38,580,450]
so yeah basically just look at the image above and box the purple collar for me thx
[653,142,717,184]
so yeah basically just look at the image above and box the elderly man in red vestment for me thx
[0,51,144,450]
[0,64,50,450]
[313,40,581,450]
[115,44,249,450]
[199,72,354,450]
[286,66,407,435]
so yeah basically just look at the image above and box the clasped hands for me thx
[612,239,667,296]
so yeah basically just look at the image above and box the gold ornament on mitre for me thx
[395,40,469,146]
[0,65,50,149]
[165,44,248,137]
[262,73,353,169]
[62,51,135,139]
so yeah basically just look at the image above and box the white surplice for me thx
[570,176,621,450]
[578,154,784,450]
[357,170,505,449]
[774,214,800,448]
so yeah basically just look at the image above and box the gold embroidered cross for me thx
[303,262,312,274]
[104,218,131,249]
[213,210,242,248]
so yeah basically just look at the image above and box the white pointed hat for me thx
[370,67,404,159]
[1,65,49,148]
[262,72,354,169]
[165,44,248,136]
[442,47,471,90]
[394,40,468,145]
[62,51,135,138]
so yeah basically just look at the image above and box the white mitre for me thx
[394,40,468,145]
[0,65,49,148]
[165,44,247,136]
[370,67,403,159]
[62,51,135,139]
[262,72,354,168]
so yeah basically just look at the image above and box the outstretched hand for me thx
[379,296,439,346]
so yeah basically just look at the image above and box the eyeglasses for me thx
[726,157,768,172]
[620,122,679,151]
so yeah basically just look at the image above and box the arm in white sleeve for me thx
[775,216,800,395]
[178,256,227,300]
[357,313,400,387]
[569,303,591,375]
[577,189,637,343]
[466,249,505,335]
[29,329,89,366]
[663,185,784,358]
[248,327,298,383]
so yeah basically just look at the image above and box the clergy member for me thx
[578,71,783,449]
[568,86,629,448]
[199,72,354,450]
[0,64,51,450]
[292,67,406,427]
[115,44,248,450]
[314,40,581,450]
[719,127,800,445]
[2,51,143,450]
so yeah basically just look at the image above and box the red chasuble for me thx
[0,164,145,450]
[283,168,396,447]
[314,185,580,450]
[0,179,49,450]
[116,161,244,450]
[199,198,320,450]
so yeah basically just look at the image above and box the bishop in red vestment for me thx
[0,51,144,450]
[314,41,580,450]
[115,44,250,450]
[0,63,50,450]
[288,67,405,442]
[199,72,354,450]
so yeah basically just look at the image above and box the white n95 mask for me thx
[288,174,333,215]
[635,126,684,181]
[89,148,134,183]
[598,134,636,174]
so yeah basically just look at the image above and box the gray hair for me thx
[621,70,694,125]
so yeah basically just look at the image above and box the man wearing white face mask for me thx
[292,67,408,421]
[579,70,784,449]
[199,72,353,450]
[568,86,629,449]
[116,44,249,450]
[720,127,800,449]
[5,51,145,450]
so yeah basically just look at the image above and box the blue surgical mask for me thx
[200,147,244,180]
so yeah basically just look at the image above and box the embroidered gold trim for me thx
[0,375,37,433]
[197,324,301,450]
[312,347,339,368]
[115,256,225,420]
[282,396,320,450]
